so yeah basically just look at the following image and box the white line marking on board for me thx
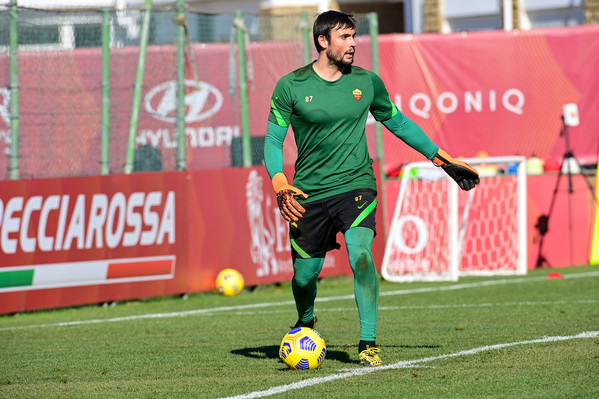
[1,271,597,331]
[218,331,599,399]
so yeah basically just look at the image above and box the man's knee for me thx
[292,257,324,288]
[347,243,373,272]
[345,227,375,273]
[293,271,318,289]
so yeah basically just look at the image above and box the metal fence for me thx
[0,4,379,180]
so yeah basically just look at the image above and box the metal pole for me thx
[301,11,311,65]
[176,0,186,170]
[235,11,252,167]
[404,0,414,33]
[369,12,389,239]
[101,8,111,175]
[503,0,514,31]
[124,0,152,174]
[9,0,19,180]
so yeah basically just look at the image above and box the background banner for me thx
[0,26,597,178]
[379,26,599,167]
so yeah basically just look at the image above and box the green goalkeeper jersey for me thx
[268,63,396,202]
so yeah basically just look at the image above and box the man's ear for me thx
[318,35,328,50]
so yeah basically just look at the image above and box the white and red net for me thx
[382,156,526,282]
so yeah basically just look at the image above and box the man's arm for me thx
[264,121,308,221]
[264,121,287,179]
[381,111,480,191]
[381,111,439,160]
[368,70,479,190]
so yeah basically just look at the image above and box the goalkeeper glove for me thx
[432,149,480,191]
[271,173,308,222]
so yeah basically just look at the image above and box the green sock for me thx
[345,227,379,342]
[291,257,325,323]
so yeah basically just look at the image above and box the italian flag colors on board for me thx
[0,256,175,292]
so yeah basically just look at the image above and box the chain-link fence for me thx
[0,5,377,180]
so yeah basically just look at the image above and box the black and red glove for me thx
[432,149,480,191]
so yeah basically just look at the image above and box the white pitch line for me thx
[1,271,598,332]
[0,300,295,331]
[378,270,599,298]
[219,331,599,399]
[226,299,599,316]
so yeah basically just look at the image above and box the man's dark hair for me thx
[313,10,357,53]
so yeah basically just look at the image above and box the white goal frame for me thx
[381,156,527,282]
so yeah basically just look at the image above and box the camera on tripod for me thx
[535,103,597,268]
[562,103,579,128]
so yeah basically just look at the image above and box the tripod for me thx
[535,118,597,267]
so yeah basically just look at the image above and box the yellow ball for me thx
[215,269,244,296]
[279,327,327,370]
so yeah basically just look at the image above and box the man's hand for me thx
[432,149,480,191]
[272,173,308,222]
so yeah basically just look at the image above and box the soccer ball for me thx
[279,327,326,370]
[215,269,244,296]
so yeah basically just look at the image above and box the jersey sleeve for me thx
[268,76,294,128]
[368,71,398,122]
[366,71,438,159]
[263,121,288,179]
[382,109,439,160]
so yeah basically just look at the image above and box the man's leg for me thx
[344,226,382,366]
[292,256,325,326]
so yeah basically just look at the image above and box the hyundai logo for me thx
[144,80,223,124]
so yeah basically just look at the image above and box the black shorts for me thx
[289,188,377,259]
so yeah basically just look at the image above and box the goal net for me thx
[381,156,527,282]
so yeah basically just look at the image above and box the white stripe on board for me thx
[0,255,176,293]
[33,261,108,286]
[1,270,598,331]
[219,331,599,399]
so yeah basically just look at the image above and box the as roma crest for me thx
[352,88,362,101]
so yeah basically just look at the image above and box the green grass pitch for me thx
[1,265,598,398]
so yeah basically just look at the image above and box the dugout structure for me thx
[382,156,527,282]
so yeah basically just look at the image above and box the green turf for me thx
[1,266,598,398]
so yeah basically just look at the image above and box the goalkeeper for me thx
[264,10,479,367]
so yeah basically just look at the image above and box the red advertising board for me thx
[0,171,186,312]
[0,165,385,314]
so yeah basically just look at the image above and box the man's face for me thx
[323,25,356,69]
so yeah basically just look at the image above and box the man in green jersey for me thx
[263,10,479,366]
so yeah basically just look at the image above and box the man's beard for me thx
[326,48,353,72]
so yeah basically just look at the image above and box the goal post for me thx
[381,156,527,282]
